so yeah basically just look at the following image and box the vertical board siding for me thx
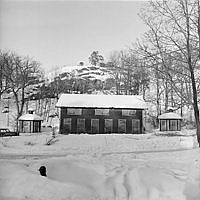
[60,107,143,134]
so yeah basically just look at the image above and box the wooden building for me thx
[56,94,147,134]
[18,110,43,133]
[158,112,182,131]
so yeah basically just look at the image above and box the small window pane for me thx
[122,110,136,116]
[63,118,72,132]
[105,119,113,133]
[67,108,82,115]
[91,119,99,133]
[95,109,109,115]
[118,119,126,133]
[77,118,85,132]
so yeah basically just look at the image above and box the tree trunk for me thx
[190,68,200,146]
[185,2,200,146]
[13,91,20,131]
[187,50,200,146]
[193,103,200,146]
[164,79,168,111]
[19,88,25,117]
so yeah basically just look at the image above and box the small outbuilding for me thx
[56,94,147,134]
[158,112,182,131]
[18,109,43,133]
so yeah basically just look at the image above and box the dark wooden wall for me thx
[59,107,144,134]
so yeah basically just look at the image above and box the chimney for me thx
[28,108,34,114]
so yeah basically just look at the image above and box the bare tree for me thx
[107,51,124,94]
[0,51,43,129]
[138,0,200,146]
[0,51,11,98]
[107,50,150,96]
[89,51,104,66]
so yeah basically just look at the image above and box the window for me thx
[132,119,140,134]
[160,120,166,131]
[104,119,113,133]
[33,121,40,132]
[118,119,126,133]
[77,118,85,132]
[63,118,72,132]
[177,120,181,130]
[91,119,99,133]
[170,120,177,131]
[95,109,109,115]
[22,121,30,132]
[67,108,82,115]
[122,110,136,116]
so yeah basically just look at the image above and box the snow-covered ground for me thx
[0,129,200,200]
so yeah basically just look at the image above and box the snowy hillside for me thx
[46,65,113,83]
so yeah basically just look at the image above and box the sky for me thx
[0,0,149,71]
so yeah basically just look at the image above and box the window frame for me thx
[95,109,109,116]
[67,108,82,115]
[122,110,136,116]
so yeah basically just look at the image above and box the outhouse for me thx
[18,109,43,133]
[158,111,182,131]
[56,94,147,134]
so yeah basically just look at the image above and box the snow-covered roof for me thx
[18,114,43,121]
[158,112,182,120]
[56,94,147,109]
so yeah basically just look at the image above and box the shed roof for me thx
[158,112,182,120]
[56,94,147,109]
[18,114,43,121]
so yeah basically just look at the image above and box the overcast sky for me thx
[0,0,149,71]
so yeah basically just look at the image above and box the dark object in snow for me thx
[39,166,47,177]
[0,128,19,137]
